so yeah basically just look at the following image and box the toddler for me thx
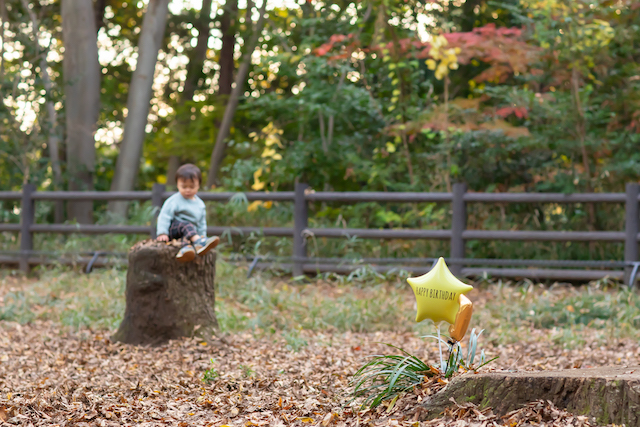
[156,163,220,262]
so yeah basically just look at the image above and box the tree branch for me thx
[0,0,7,79]
[21,0,63,197]
[206,0,268,188]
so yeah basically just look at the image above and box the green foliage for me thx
[0,0,61,192]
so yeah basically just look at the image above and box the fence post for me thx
[293,182,309,276]
[150,183,166,239]
[450,182,467,277]
[20,183,36,273]
[624,183,639,287]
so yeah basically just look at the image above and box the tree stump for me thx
[419,366,640,426]
[112,240,218,345]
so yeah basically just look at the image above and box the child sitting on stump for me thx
[156,163,220,262]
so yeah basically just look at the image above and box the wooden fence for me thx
[1,182,639,286]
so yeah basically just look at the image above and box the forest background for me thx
[1,0,639,264]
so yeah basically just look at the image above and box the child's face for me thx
[177,178,199,199]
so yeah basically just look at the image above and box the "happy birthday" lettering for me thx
[416,288,457,301]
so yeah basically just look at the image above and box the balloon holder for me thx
[436,324,445,372]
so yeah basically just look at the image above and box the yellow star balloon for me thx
[407,257,473,325]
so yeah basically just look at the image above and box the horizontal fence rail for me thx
[0,252,634,281]
[3,190,640,202]
[1,182,639,286]
[463,193,628,203]
[461,230,629,242]
[305,192,454,203]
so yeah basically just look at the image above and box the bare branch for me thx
[319,110,327,153]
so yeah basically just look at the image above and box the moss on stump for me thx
[419,367,640,426]
[112,240,218,345]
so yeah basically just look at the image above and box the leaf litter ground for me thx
[0,272,639,426]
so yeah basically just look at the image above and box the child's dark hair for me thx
[175,164,202,185]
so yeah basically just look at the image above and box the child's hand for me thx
[157,234,169,242]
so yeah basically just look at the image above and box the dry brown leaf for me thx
[322,412,334,426]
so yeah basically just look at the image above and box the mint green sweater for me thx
[156,193,207,237]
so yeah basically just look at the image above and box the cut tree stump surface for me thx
[420,366,640,426]
[112,239,218,345]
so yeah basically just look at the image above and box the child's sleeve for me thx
[197,203,207,238]
[156,198,174,236]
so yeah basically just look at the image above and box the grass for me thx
[0,261,427,338]
[215,262,427,336]
[478,278,640,347]
[0,267,125,330]
[1,263,640,349]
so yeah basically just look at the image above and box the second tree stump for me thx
[112,240,218,345]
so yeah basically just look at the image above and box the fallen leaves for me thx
[0,320,636,426]
[0,277,639,426]
[503,400,596,427]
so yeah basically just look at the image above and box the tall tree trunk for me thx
[166,155,180,188]
[109,0,171,218]
[182,0,212,101]
[460,0,481,32]
[206,0,266,188]
[94,0,107,32]
[217,0,238,99]
[167,0,214,187]
[571,67,597,231]
[62,0,100,224]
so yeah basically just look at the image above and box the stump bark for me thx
[112,240,218,345]
[420,367,640,426]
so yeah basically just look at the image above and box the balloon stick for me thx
[436,324,445,372]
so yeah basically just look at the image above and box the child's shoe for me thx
[194,236,220,256]
[176,245,196,263]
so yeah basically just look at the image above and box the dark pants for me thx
[168,220,198,242]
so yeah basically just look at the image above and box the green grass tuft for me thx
[202,359,219,384]
[349,343,436,409]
